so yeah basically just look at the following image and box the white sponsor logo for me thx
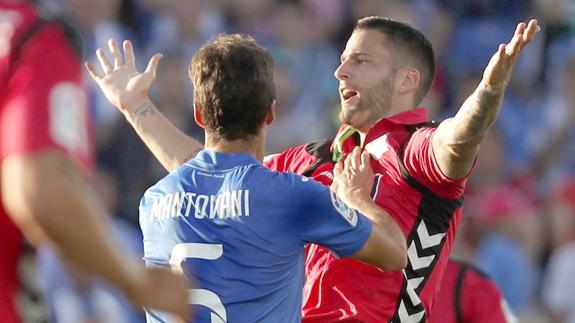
[330,191,358,227]
[365,134,389,159]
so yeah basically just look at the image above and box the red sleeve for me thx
[0,23,93,172]
[263,151,288,172]
[402,127,469,199]
[264,143,317,174]
[461,268,517,323]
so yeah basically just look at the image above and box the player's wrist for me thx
[343,189,372,212]
[481,79,506,95]
[121,97,155,119]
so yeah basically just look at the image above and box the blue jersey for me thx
[139,150,372,323]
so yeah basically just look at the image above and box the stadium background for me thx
[17,0,575,322]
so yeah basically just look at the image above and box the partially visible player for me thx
[429,258,517,323]
[0,1,188,321]
[87,34,407,322]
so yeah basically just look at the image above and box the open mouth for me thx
[342,90,358,102]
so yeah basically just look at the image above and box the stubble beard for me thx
[339,76,395,130]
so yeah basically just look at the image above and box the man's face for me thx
[335,29,397,131]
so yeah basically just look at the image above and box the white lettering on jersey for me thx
[329,191,358,227]
[196,195,209,219]
[49,82,89,156]
[149,190,251,223]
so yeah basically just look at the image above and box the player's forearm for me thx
[352,195,407,270]
[2,152,143,298]
[432,81,504,179]
[123,99,202,171]
[448,81,503,148]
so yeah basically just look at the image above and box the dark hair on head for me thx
[354,16,435,105]
[189,33,276,141]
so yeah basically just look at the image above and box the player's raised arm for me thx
[331,147,407,270]
[432,19,540,179]
[86,39,202,171]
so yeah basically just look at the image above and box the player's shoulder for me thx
[257,166,313,187]
[143,167,186,197]
[402,123,439,148]
[251,166,323,199]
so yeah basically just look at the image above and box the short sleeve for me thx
[402,127,469,199]
[1,23,93,171]
[288,175,372,258]
[264,141,327,174]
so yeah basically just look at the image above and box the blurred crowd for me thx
[18,0,575,322]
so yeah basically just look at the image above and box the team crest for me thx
[330,191,358,227]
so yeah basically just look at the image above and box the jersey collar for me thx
[190,149,260,170]
[332,108,429,157]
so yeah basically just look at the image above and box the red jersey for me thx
[429,258,516,323]
[0,2,93,322]
[265,109,469,322]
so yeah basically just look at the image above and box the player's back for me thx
[140,150,371,323]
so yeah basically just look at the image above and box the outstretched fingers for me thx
[123,40,136,68]
[523,19,540,44]
[96,48,113,74]
[506,33,523,57]
[144,53,163,78]
[505,19,540,57]
[84,61,101,81]
[514,21,527,37]
[108,39,123,68]
[497,43,506,59]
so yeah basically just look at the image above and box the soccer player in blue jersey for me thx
[87,34,406,322]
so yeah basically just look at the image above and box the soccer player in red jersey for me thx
[88,16,539,323]
[0,1,188,322]
[429,258,517,323]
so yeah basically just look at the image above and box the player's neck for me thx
[205,135,265,162]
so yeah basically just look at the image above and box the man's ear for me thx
[265,100,276,125]
[194,103,205,128]
[396,67,420,95]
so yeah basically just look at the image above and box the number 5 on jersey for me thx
[170,243,227,323]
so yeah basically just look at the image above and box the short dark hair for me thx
[354,16,435,105]
[189,34,276,141]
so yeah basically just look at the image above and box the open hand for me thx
[483,19,540,93]
[85,39,162,112]
[331,147,375,210]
